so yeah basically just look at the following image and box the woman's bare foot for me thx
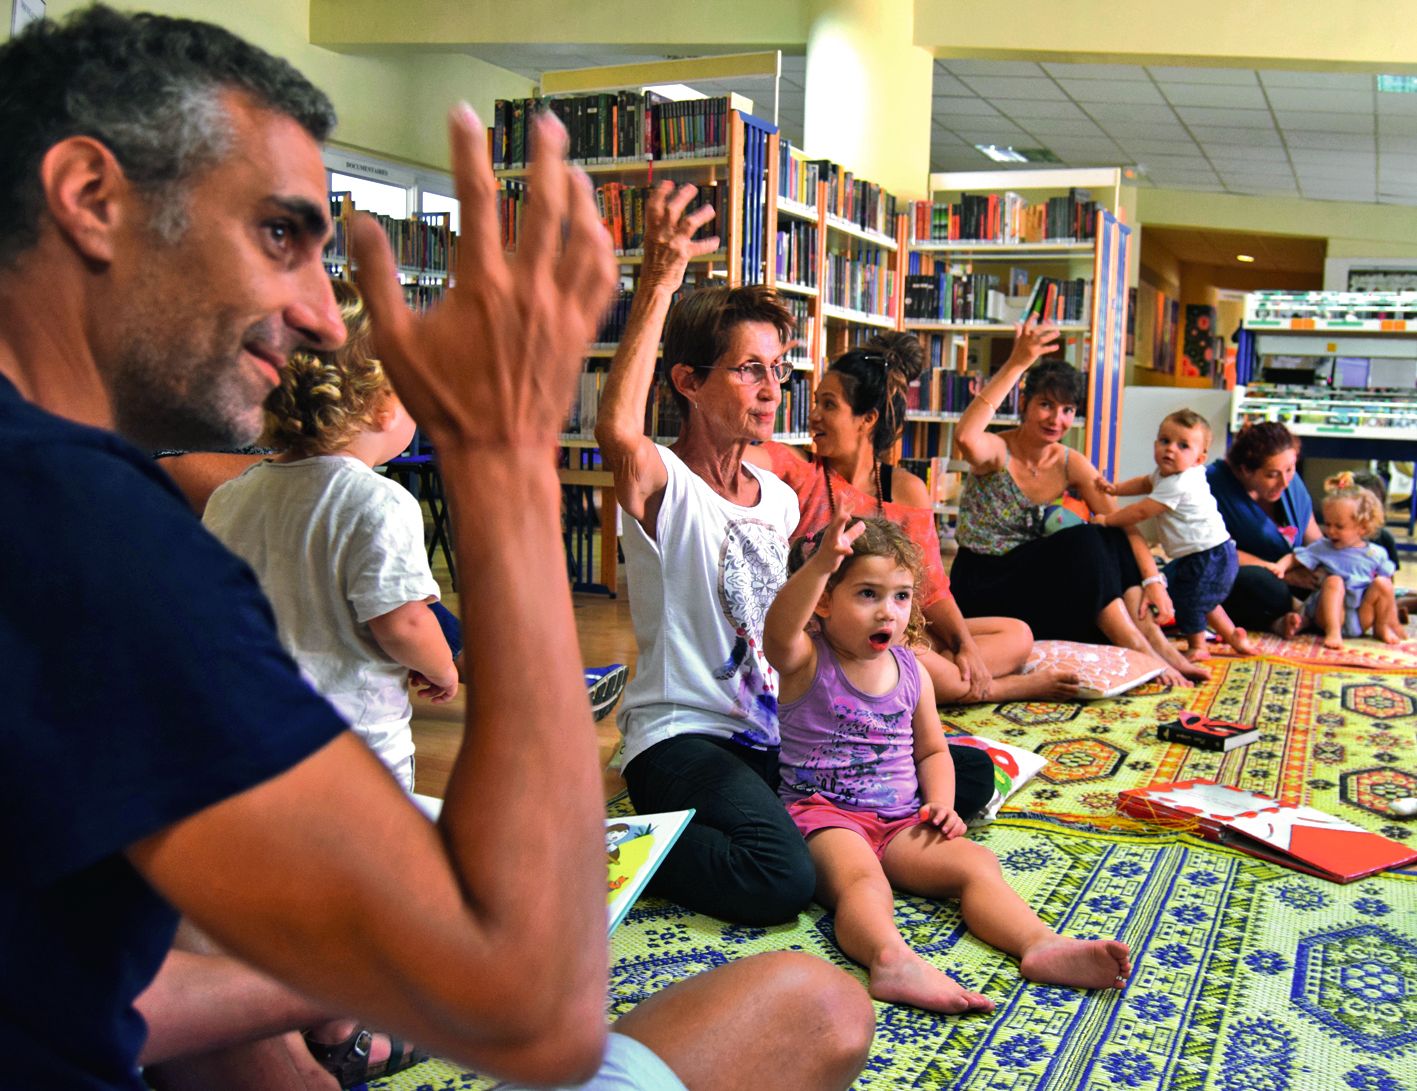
[1278,612,1304,639]
[1225,628,1258,656]
[1158,666,1190,688]
[1184,645,1211,663]
[986,667,1083,702]
[869,946,994,1014]
[1019,936,1132,990]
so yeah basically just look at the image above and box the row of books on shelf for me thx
[906,370,1020,415]
[775,221,818,288]
[325,196,454,273]
[1022,276,1091,325]
[823,252,895,316]
[566,374,684,440]
[818,161,897,237]
[781,295,814,366]
[899,456,959,506]
[908,188,1097,245]
[493,91,742,169]
[498,180,720,257]
[773,374,813,435]
[904,271,1008,324]
[777,142,820,207]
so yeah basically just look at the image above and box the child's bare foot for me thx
[1184,645,1211,663]
[1278,612,1304,639]
[1019,936,1132,990]
[869,946,994,1014]
[1323,630,1344,650]
[1375,625,1404,645]
[1226,628,1258,656]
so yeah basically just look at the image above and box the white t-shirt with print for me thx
[618,445,799,769]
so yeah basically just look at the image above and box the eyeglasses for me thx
[714,361,794,386]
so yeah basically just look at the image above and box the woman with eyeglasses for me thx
[595,182,816,925]
[743,333,1083,704]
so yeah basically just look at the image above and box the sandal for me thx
[303,1026,428,1089]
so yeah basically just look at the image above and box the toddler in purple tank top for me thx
[764,511,1132,1015]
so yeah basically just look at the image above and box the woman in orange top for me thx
[745,330,1080,703]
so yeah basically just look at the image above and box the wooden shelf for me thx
[615,250,725,266]
[774,281,819,298]
[902,321,1087,333]
[822,303,896,328]
[496,154,729,179]
[906,411,1020,424]
[824,215,898,251]
[775,196,820,224]
[907,241,1094,259]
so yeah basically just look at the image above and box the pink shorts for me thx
[785,793,923,860]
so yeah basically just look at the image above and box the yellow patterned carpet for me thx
[372,646,1417,1091]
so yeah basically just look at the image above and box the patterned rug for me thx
[374,822,1417,1091]
[1219,632,1417,670]
[942,657,1417,837]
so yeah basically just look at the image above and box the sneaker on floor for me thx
[585,663,628,722]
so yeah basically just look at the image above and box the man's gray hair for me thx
[0,5,337,263]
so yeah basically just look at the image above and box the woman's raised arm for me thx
[954,319,1058,470]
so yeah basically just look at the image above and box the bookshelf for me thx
[897,167,1133,515]
[325,192,456,310]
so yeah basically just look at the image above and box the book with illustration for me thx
[411,794,693,933]
[1116,779,1417,883]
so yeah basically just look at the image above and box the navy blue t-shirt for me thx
[0,376,348,1088]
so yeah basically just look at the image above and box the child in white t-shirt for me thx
[204,280,457,790]
[1095,410,1256,661]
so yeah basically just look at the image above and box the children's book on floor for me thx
[412,795,694,933]
[1116,780,1417,883]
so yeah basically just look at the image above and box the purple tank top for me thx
[777,633,922,819]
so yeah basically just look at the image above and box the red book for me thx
[1117,780,1417,883]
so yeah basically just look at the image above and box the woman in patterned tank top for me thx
[949,326,1209,688]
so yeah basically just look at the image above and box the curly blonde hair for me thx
[1322,471,1385,538]
[788,516,928,647]
[261,279,389,456]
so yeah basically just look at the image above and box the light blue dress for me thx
[1293,539,1396,636]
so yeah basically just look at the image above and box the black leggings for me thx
[951,525,1142,643]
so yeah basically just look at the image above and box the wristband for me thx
[976,393,998,413]
[1141,574,1166,589]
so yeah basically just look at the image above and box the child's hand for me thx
[412,664,459,704]
[805,506,866,575]
[918,802,967,840]
[1097,478,1118,496]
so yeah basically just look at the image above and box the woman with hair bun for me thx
[949,323,1207,688]
[746,329,1081,703]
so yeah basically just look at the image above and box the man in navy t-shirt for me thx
[0,8,873,1091]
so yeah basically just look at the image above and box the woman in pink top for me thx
[746,331,1080,703]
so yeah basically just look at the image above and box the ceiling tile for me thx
[1060,79,1165,104]
[1159,82,1268,109]
[1378,114,1417,135]
[956,75,1067,100]
[1078,102,1178,122]
[1378,133,1417,152]
[1189,125,1285,146]
[1147,65,1259,85]
[1274,110,1375,133]
[940,59,1045,77]
[932,72,974,96]
[1174,107,1276,128]
[947,124,1033,142]
[1116,140,1206,156]
[1017,118,1107,137]
[993,99,1088,120]
[931,97,1001,116]
[1290,149,1374,168]
[1098,121,1192,141]
[1375,92,1417,115]
[1138,152,1216,170]
[1377,151,1417,170]
[1212,145,1292,162]
[1265,87,1374,114]
[1260,70,1371,90]
[1283,130,1375,151]
[1042,62,1150,80]
[1378,193,1417,205]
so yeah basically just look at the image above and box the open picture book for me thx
[412,794,693,934]
[1116,780,1417,884]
